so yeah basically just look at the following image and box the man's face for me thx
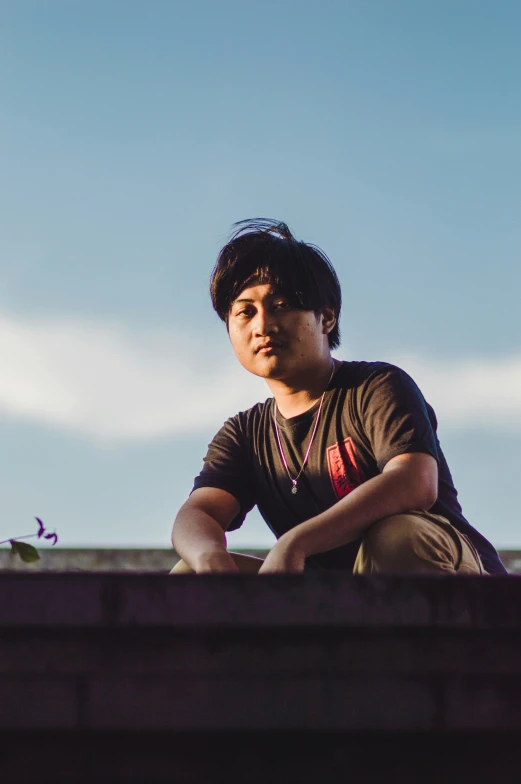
[227,282,333,379]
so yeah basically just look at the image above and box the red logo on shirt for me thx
[327,437,361,500]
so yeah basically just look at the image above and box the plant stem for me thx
[0,533,37,546]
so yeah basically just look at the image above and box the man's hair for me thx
[210,218,342,349]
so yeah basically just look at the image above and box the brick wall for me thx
[1,573,521,782]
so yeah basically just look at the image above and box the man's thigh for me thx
[170,552,264,574]
[353,511,484,575]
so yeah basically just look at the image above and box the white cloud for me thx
[0,313,268,443]
[0,312,520,443]
[392,355,521,434]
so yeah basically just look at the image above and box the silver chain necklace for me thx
[273,361,335,495]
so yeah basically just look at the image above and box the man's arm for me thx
[259,452,438,572]
[172,487,242,573]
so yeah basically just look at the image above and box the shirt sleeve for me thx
[358,364,440,472]
[191,415,256,531]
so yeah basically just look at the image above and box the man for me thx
[171,219,506,575]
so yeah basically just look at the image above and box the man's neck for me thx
[267,358,337,419]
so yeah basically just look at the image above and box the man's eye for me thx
[274,301,290,309]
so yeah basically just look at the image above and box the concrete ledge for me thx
[1,547,520,572]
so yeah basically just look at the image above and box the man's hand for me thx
[172,488,241,573]
[258,537,306,574]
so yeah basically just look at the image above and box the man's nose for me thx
[252,307,277,336]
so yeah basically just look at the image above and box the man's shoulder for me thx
[337,359,406,387]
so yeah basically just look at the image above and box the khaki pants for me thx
[171,511,485,575]
[352,511,485,575]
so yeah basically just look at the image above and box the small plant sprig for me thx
[0,518,59,563]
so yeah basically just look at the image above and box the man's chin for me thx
[246,355,286,379]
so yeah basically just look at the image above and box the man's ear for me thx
[321,307,336,335]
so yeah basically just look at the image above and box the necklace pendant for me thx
[291,484,298,495]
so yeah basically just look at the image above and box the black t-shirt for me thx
[192,361,506,575]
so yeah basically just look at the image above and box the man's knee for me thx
[354,512,460,574]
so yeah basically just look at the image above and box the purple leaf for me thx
[35,517,45,538]
[44,532,58,546]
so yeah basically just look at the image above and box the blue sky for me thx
[1,0,520,551]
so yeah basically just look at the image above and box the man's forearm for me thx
[172,507,236,572]
[282,468,434,558]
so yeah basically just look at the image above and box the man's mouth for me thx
[256,341,282,354]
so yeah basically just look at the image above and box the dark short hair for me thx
[210,218,342,349]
